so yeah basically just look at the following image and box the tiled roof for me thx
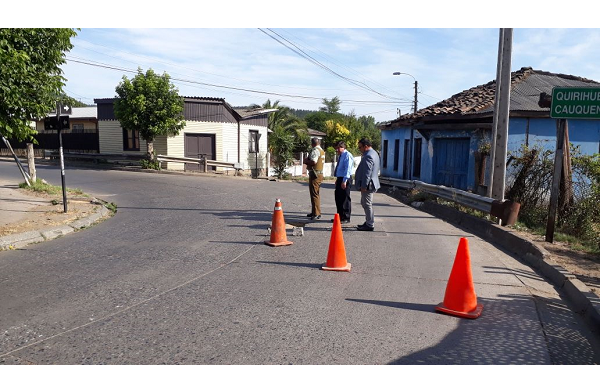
[397,67,600,122]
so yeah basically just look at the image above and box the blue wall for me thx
[381,116,600,190]
[508,117,600,155]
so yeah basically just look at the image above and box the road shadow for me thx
[361,295,600,365]
[346,298,434,313]
[256,260,322,269]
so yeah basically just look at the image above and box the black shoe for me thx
[307,213,314,218]
[357,224,374,231]
[311,214,321,220]
[357,222,366,228]
[330,218,350,223]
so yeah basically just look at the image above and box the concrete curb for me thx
[412,200,600,331]
[0,204,111,251]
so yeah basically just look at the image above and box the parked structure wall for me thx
[98,120,146,156]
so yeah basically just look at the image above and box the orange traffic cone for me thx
[321,214,351,272]
[435,237,483,319]
[264,198,293,247]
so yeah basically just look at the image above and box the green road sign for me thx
[551,87,600,119]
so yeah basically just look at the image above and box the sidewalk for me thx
[408,197,600,331]
[0,178,110,250]
[0,179,48,225]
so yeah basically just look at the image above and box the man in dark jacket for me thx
[354,138,380,231]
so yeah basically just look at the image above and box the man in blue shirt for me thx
[332,141,354,224]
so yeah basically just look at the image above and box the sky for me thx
[7,2,600,125]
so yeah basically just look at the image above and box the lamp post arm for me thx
[393,72,418,114]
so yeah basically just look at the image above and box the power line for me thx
[278,28,412,102]
[258,28,409,102]
[74,36,353,94]
[66,57,410,106]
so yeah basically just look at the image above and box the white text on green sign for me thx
[551,87,600,119]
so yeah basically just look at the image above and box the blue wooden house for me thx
[379,67,600,192]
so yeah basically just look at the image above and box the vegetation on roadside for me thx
[102,201,118,214]
[506,144,600,256]
[392,144,600,258]
[19,179,84,196]
[19,179,118,216]
[254,97,380,179]
[140,155,161,170]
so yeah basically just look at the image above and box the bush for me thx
[506,143,600,252]
[140,158,161,170]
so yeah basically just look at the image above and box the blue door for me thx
[433,138,470,190]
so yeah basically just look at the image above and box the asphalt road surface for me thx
[1,160,599,365]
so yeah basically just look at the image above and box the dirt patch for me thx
[511,229,600,298]
[0,189,105,237]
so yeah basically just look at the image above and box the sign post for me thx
[56,102,71,213]
[544,87,600,242]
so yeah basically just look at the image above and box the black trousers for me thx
[334,176,352,221]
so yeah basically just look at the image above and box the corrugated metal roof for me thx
[45,106,97,119]
[234,107,277,119]
[480,71,600,113]
[69,106,97,119]
[393,67,600,122]
[307,128,326,137]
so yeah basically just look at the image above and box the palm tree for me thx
[251,100,309,177]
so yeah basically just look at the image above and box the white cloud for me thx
[60,27,600,122]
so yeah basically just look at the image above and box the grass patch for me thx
[103,201,118,213]
[19,179,83,196]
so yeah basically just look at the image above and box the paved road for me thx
[1,161,599,364]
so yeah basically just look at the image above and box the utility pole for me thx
[392,71,419,180]
[489,28,513,203]
[413,80,418,114]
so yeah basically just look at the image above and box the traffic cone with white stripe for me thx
[264,198,293,247]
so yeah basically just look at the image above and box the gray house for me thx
[379,67,600,192]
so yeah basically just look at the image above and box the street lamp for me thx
[393,71,418,181]
[393,72,418,114]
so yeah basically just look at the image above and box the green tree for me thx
[345,114,380,152]
[0,28,77,141]
[320,96,341,114]
[269,126,296,179]
[304,111,331,136]
[114,68,185,161]
[59,94,88,108]
[254,99,308,172]
[324,120,352,147]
